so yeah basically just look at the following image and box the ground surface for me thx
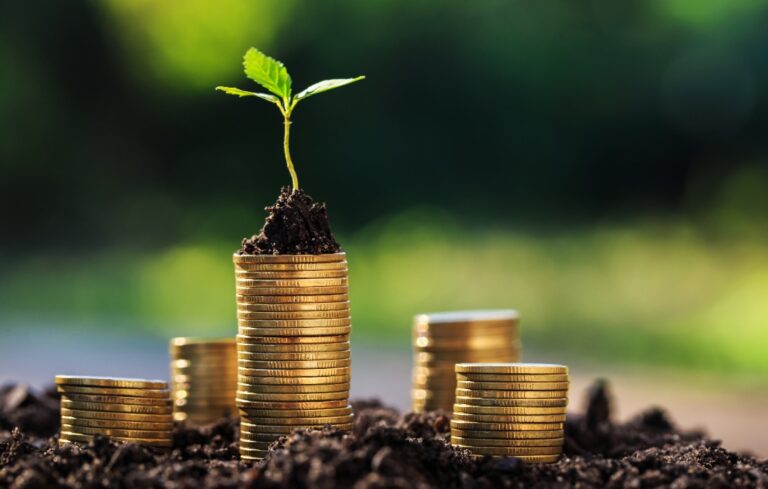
[1,382,766,488]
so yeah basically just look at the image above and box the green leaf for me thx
[215,86,281,104]
[242,47,292,100]
[294,76,365,102]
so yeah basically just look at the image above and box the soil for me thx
[1,380,766,488]
[239,187,342,255]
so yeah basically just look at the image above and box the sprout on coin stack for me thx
[450,363,569,463]
[217,47,363,461]
[56,375,173,448]
[412,310,521,412]
[170,337,237,425]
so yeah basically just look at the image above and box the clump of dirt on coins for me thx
[239,187,342,255]
[1,381,766,488]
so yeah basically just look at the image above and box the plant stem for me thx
[283,112,299,191]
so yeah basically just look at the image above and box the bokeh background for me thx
[1,0,767,455]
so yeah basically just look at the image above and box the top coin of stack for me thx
[411,310,521,412]
[450,363,569,463]
[169,337,237,425]
[56,375,173,448]
[233,252,353,461]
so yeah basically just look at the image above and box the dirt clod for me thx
[239,187,342,255]
[1,381,766,488]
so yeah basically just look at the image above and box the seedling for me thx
[216,48,364,191]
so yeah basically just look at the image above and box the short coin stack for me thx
[56,375,173,448]
[233,252,353,461]
[450,363,569,463]
[412,310,521,412]
[170,337,237,425]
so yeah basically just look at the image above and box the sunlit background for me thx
[1,0,767,455]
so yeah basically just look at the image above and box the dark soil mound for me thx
[1,381,766,488]
[239,187,342,255]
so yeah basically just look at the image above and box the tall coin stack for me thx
[233,252,353,461]
[170,337,237,425]
[450,363,569,463]
[56,375,173,448]
[411,310,521,412]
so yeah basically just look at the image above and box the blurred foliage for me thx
[1,0,768,378]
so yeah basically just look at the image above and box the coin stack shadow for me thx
[56,375,173,448]
[450,363,569,462]
[170,337,237,425]
[233,252,353,461]
[411,310,521,412]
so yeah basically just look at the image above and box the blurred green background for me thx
[2,0,768,380]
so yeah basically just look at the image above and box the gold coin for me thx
[238,301,350,312]
[55,376,167,390]
[61,400,171,415]
[413,336,516,350]
[456,445,561,456]
[456,381,570,391]
[233,261,347,272]
[239,432,286,442]
[236,390,348,402]
[57,385,171,398]
[174,398,235,408]
[236,293,349,304]
[467,453,561,463]
[415,349,521,362]
[238,359,350,370]
[236,269,348,279]
[237,318,351,328]
[61,416,173,431]
[450,436,563,447]
[170,337,235,349]
[171,385,237,396]
[450,428,564,439]
[455,388,568,400]
[60,431,173,447]
[61,407,173,423]
[238,350,350,361]
[238,326,352,337]
[238,340,350,352]
[413,322,516,335]
[456,373,569,383]
[233,253,346,264]
[450,421,563,431]
[236,278,348,288]
[453,405,566,415]
[237,310,350,320]
[61,424,171,440]
[452,413,567,423]
[238,382,349,394]
[171,375,237,385]
[455,363,568,375]
[238,407,352,418]
[236,286,349,296]
[239,447,269,459]
[60,393,172,407]
[237,375,350,385]
[237,334,349,344]
[240,417,354,428]
[236,399,348,409]
[239,439,274,450]
[171,358,237,369]
[238,366,350,378]
[455,396,568,407]
[411,388,455,400]
[415,310,519,324]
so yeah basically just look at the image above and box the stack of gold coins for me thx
[233,252,353,461]
[450,363,569,463]
[56,375,173,448]
[169,337,237,425]
[411,310,521,412]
